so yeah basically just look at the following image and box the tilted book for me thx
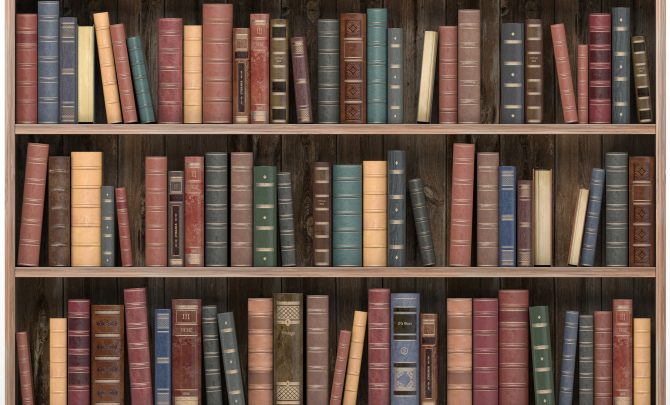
[278,172,297,266]
[17,331,36,404]
[368,289,390,405]
[101,186,115,266]
[307,296,329,404]
[50,318,67,405]
[588,14,612,124]
[438,26,457,124]
[417,31,437,123]
[408,178,436,266]
[330,330,352,405]
[71,151,102,266]
[605,152,628,266]
[476,152,499,267]
[613,299,633,404]
[205,153,229,266]
[93,12,122,123]
[499,290,529,405]
[524,19,543,123]
[567,188,589,266]
[16,13,38,124]
[270,19,289,123]
[342,311,367,405]
[457,10,481,123]
[629,157,654,266]
[363,161,387,266]
[533,169,553,265]
[391,293,420,405]
[203,4,233,123]
[157,18,183,123]
[529,306,555,405]
[631,36,653,123]
[127,36,156,123]
[184,156,204,266]
[517,180,533,266]
[183,25,203,124]
[172,299,202,404]
[449,143,475,266]
[387,28,403,124]
[38,1,60,123]
[248,298,273,404]
[124,288,153,405]
[218,312,247,405]
[253,166,278,266]
[387,150,406,266]
[340,13,366,123]
[367,8,387,123]
[633,318,651,405]
[313,162,332,266]
[18,143,49,267]
[500,23,524,124]
[579,314,594,405]
[110,23,138,123]
[594,311,613,405]
[250,14,270,123]
[59,17,77,123]
[420,313,438,405]
[233,28,250,123]
[231,153,254,266]
[580,168,605,266]
[550,24,578,123]
[498,166,517,266]
[291,36,313,123]
[77,26,94,123]
[318,19,340,123]
[154,309,171,405]
[558,310,579,405]
[168,171,184,267]
[447,298,472,405]
[67,299,90,405]
[473,299,498,405]
[91,305,124,404]
[612,8,631,123]
[202,306,224,404]
[333,165,363,266]
[274,293,304,405]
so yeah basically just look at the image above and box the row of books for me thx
[17,288,650,404]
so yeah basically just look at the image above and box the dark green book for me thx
[205,153,228,266]
[530,305,555,405]
[127,36,156,123]
[101,186,115,266]
[387,28,403,124]
[277,172,297,266]
[253,166,277,266]
[578,315,594,405]
[217,312,246,405]
[202,306,224,405]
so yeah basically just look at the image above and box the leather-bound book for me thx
[533,169,553,265]
[473,298,498,405]
[248,298,273,404]
[318,19,340,124]
[392,293,421,405]
[127,36,156,123]
[588,14,611,123]
[613,299,633,403]
[93,12,122,124]
[231,153,253,266]
[155,309,171,405]
[438,26,458,124]
[363,161,387,266]
[16,14,38,124]
[629,156,654,266]
[218,312,246,405]
[101,186,115,266]
[270,19,289,123]
[447,298,472,405]
[529,306,555,405]
[71,151,103,267]
[577,44,589,123]
[48,156,70,266]
[476,152,499,266]
[417,31,438,123]
[50,318,67,405]
[307,296,329,404]
[558,311,579,405]
[612,8,631,123]
[110,24,138,123]
[367,8,387,123]
[594,311,613,405]
[233,28,251,123]
[205,153,228,266]
[605,152,628,266]
[333,165,363,266]
[578,315,594,405]
[457,10,481,123]
[420,313,438,405]
[498,166,516,266]
[158,18,183,123]
[342,311,367,405]
[292,36,314,123]
[499,290,529,405]
[146,157,168,266]
[203,4,233,123]
[500,23,524,123]
[202,306,224,404]
[91,305,124,404]
[631,37,653,123]
[580,168,605,266]
[278,172,297,266]
[340,13,366,123]
[330,330,352,405]
[37,1,59,123]
[274,293,304,405]
[67,299,90,405]
[172,299,202,404]
[313,162,332,266]
[78,26,95,123]
[387,150,406,266]
[253,166,278,266]
[567,188,589,266]
[59,17,77,123]
[168,171,184,266]
[17,331,36,404]
[633,318,651,405]
[517,180,532,266]
[18,142,49,267]
[449,143,475,266]
[408,178,436,266]
[525,19,543,123]
[124,288,153,405]
[183,25,203,123]
[250,14,270,124]
[550,24,578,123]
[184,157,204,266]
[368,288,390,405]
[387,28,403,124]
[115,187,133,267]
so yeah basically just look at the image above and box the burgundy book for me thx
[577,44,589,124]
[594,311,613,405]
[17,142,49,266]
[184,156,204,266]
[517,180,532,266]
[473,298,498,405]
[124,288,153,405]
[550,24,578,123]
[613,299,633,403]
[158,18,183,123]
[329,330,352,405]
[420,313,438,404]
[499,290,529,405]
[629,157,655,266]
[17,331,35,405]
[145,157,168,266]
[16,14,38,124]
[438,26,458,124]
[368,288,390,405]
[231,152,254,266]
[449,143,475,266]
[250,14,270,124]
[110,24,138,123]
[457,10,481,124]
[233,28,251,123]
[203,4,233,123]
[172,299,202,404]
[67,299,91,405]
[340,13,366,123]
[115,187,133,267]
[588,14,612,123]
[291,36,313,123]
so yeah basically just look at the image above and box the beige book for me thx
[71,152,103,266]
[50,318,67,405]
[78,26,95,123]
[633,318,651,405]
[363,161,387,266]
[93,12,122,123]
[567,188,589,266]
[532,169,553,265]
[342,311,367,405]
[417,30,438,123]
[184,25,203,123]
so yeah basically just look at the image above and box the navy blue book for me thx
[154,309,171,405]
[580,168,605,266]
[387,150,406,266]
[558,310,579,405]
[498,166,517,266]
[391,293,420,405]
[37,1,60,123]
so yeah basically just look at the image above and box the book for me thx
[59,17,77,123]
[168,171,184,267]
[417,30,438,123]
[292,36,314,123]
[16,13,38,124]
[47,156,70,266]
[363,161,387,266]
[317,19,340,124]
[447,298,472,405]
[368,289,390,405]
[449,143,475,266]
[158,18,183,123]
[231,152,254,266]
[612,8,631,123]
[529,306,555,405]
[391,293,420,405]
[333,165,363,266]
[307,296,329,404]
[270,19,289,123]
[458,10,481,123]
[579,314,594,405]
[313,162,332,266]
[525,19,543,123]
[205,153,228,266]
[127,36,156,123]
[77,26,94,123]
[124,288,153,405]
[594,311,613,405]
[629,157,655,266]
[16,331,35,404]
[387,28,403,124]
[18,134,49,265]
[248,298,273,404]
[253,166,278,266]
[202,306,224,404]
[501,23,524,124]
[71,151,102,266]
[202,3,233,123]
[342,311,367,405]
[387,150,406,266]
[67,299,90,405]
[517,180,533,266]
[367,8,387,123]
[277,172,297,266]
[110,23,138,123]
[93,12,122,123]
[578,44,589,123]
[330,330,352,405]
[633,318,651,404]
[550,24,578,123]
[588,13,612,123]
[438,26,458,124]
[183,25,203,123]
[605,152,629,266]
[580,169,605,266]
[233,28,250,123]
[146,156,168,266]
[340,13,366,123]
[473,298,498,404]
[567,188,589,266]
[613,299,633,403]
[499,290,529,405]
[420,313,438,405]
[476,152,499,267]
[499,166,516,266]
[533,169,553,265]
[37,1,59,124]
[155,309,171,405]
[185,156,204,266]
[631,36,653,123]
[218,312,246,405]
[50,318,67,404]
[101,186,115,266]
[250,14,270,124]
[172,299,202,404]
[91,305,124,404]
[408,178,436,266]
[274,293,304,405]
[558,310,579,405]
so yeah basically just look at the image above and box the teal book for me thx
[127,36,156,123]
[387,28,403,124]
[253,166,277,266]
[530,306,556,405]
[332,165,362,266]
[367,8,387,123]
[217,312,246,405]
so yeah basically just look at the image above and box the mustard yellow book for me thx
[633,318,651,405]
[78,26,95,123]
[417,30,438,123]
[533,169,553,265]
[50,318,67,405]
[342,311,367,405]
[567,188,589,266]
[71,152,103,266]
[184,25,202,123]
[93,12,122,123]
[363,161,387,266]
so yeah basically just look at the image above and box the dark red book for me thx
[115,187,133,267]
[202,4,233,123]
[329,330,352,405]
[67,299,91,405]
[438,26,458,124]
[16,14,38,124]
[158,18,183,123]
[613,299,633,403]
[184,156,204,266]
[498,290,529,405]
[250,14,270,123]
[17,332,35,405]
[594,311,613,405]
[449,143,475,266]
[17,142,49,266]
[588,13,611,123]
[368,288,390,405]
[110,24,138,123]
[172,299,202,404]
[145,157,168,266]
[124,288,153,404]
[473,298,498,405]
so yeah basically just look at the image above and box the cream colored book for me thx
[342,311,367,405]
[567,188,589,266]
[78,26,95,123]
[417,30,438,123]
[633,318,651,405]
[363,161,387,266]
[71,152,103,266]
[184,25,202,123]
[50,318,67,405]
[93,12,122,123]
[533,169,553,265]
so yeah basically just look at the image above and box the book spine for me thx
[342,311,367,405]
[368,288,391,405]
[533,169,553,265]
[205,153,228,266]
[605,152,629,266]
[47,156,70,266]
[202,306,224,405]
[16,14,38,124]
[408,178,436,266]
[517,180,532,266]
[270,19,289,123]
[101,186,116,266]
[579,314,594,405]
[594,311,613,405]
[629,156,655,266]
[183,25,203,124]
[330,330,352,405]
[577,44,589,123]
[417,30,438,123]
[70,152,103,266]
[158,18,183,123]
[613,299,633,403]
[498,166,516,266]
[91,305,124,404]
[37,1,59,124]
[127,36,156,123]
[580,168,605,266]
[499,290,529,405]
[449,143,475,266]
[631,36,653,123]
[250,14,270,124]
[218,312,246,405]
[333,165,363,266]
[500,23,524,123]
[392,293,420,405]
[67,299,90,405]
[171,299,202,403]
[447,298,472,405]
[524,19,543,123]
[233,28,251,123]
[457,10,481,123]
[367,8,387,123]
[313,162,332,266]
[387,150,406,266]
[363,161,387,266]
[438,26,458,124]
[248,298,273,405]
[340,13,366,123]
[420,313,438,405]
[568,188,589,266]
[146,156,168,266]
[93,12,122,123]
[588,14,612,123]
[168,171,184,266]
[387,28,403,124]
[633,318,651,405]
[473,298,498,405]
[530,306,555,405]
[114,187,133,266]
[59,17,77,123]
[110,23,138,123]
[550,24,578,123]
[277,172,297,266]
[558,311,579,405]
[274,293,304,405]
[307,296,329,405]
[50,318,67,405]
[155,309,171,405]
[291,36,314,123]
[18,141,49,266]
[231,152,253,266]
[253,166,278,266]
[123,288,153,405]
[318,19,340,124]
[612,8,631,123]
[184,156,204,266]
[203,3,233,123]
[17,332,36,404]
[77,26,95,123]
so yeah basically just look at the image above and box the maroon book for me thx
[329,330,352,405]
[16,332,35,405]
[438,26,458,124]
[588,14,612,123]
[203,4,233,123]
[184,156,204,266]
[115,187,133,267]
[250,14,270,123]
[172,299,202,403]
[145,157,168,266]
[498,290,529,405]
[16,14,38,124]
[449,143,475,266]
[110,24,138,123]
[368,288,390,405]
[17,142,49,266]
[124,288,153,405]
[594,311,613,405]
[473,298,498,405]
[67,299,91,405]
[613,299,633,403]
[158,18,183,123]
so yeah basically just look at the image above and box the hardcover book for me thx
[67,299,90,405]
[101,186,115,266]
[420,313,438,405]
[110,23,138,123]
[613,299,633,404]
[71,151,102,267]
[184,156,204,266]
[274,293,304,405]
[578,44,589,123]
[168,171,184,267]
[202,306,224,404]
[567,188,589,266]
[501,23,524,123]
[343,311,367,405]
[340,13,366,123]
[392,294,420,405]
[231,152,254,266]
[253,166,278,266]
[580,168,605,266]
[447,298,472,405]
[317,19,340,124]
[525,19,543,123]
[529,306,555,405]
[330,330,352,405]
[50,318,67,405]
[93,12,122,123]
[124,288,153,405]
[631,36,653,123]
[558,310,579,405]
[533,169,553,265]
[517,180,533,266]
[363,161,387,266]
[48,155,70,266]
[59,17,77,123]
[313,162,332,266]
[550,24,578,123]
[629,157,655,266]
[218,312,246,405]
[605,152,628,266]
[417,31,438,123]
[250,14,270,124]
[612,8,631,123]
[158,18,183,123]
[145,156,168,266]
[449,143,475,266]
[16,13,38,124]
[633,318,651,404]
[367,8,387,123]
[473,299,498,405]
[38,1,60,123]
[172,299,202,404]
[205,153,228,266]
[278,172,297,266]
[155,309,171,405]
[499,166,516,266]
[202,4,233,123]
[270,19,289,123]
[368,289,390,405]
[233,28,250,123]
[127,36,155,123]
[387,28,403,124]
[91,305,124,404]
[17,331,35,404]
[248,298,273,404]
[291,36,313,123]
[183,25,203,123]
[408,178,436,266]
[499,290,529,405]
[594,311,613,405]
[333,165,363,266]
[77,26,94,123]
[588,13,612,123]
[438,26,458,124]
[387,150,406,266]
[18,133,49,265]
[307,296,329,404]
[458,10,481,123]
[579,314,594,405]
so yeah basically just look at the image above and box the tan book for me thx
[184,25,202,123]
[532,169,553,265]
[78,26,95,123]
[342,311,367,405]
[270,19,289,123]
[71,152,103,266]
[447,298,473,405]
[363,161,387,266]
[633,318,651,405]
[417,30,438,123]
[93,12,122,123]
[567,188,589,266]
[50,318,67,405]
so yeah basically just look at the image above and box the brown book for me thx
[577,44,589,124]
[524,19,543,123]
[91,305,124,404]
[172,299,202,403]
[110,24,138,123]
[203,3,233,123]
[145,157,168,266]
[250,14,270,124]
[631,36,653,123]
[613,299,633,404]
[168,171,184,267]
[292,36,314,123]
[449,143,475,266]
[447,298,473,404]
[330,330,352,405]
[516,180,533,266]
[274,293,304,404]
[16,332,35,405]
[158,18,183,123]
[457,10,481,124]
[248,298,273,405]
[233,28,251,123]
[438,26,458,124]
[629,157,655,266]
[307,295,329,404]
[270,19,289,123]
[16,14,38,124]
[550,23,578,123]
[313,162,332,266]
[420,313,438,404]
[340,13,366,123]
[115,187,133,267]
[476,152,499,266]
[231,152,253,266]
[48,156,70,266]
[18,142,49,266]
[184,157,204,266]
[594,311,613,405]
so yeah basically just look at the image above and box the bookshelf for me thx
[4,0,665,405]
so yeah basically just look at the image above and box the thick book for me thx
[91,305,124,404]
[205,153,228,266]
[420,313,438,405]
[613,299,633,404]
[154,309,171,405]
[250,14,270,123]
[367,8,387,123]
[253,166,278,266]
[218,312,246,405]
[363,161,387,266]
[59,17,77,123]
[387,150,406,266]
[313,162,332,266]
[231,152,253,266]
[203,3,233,123]
[37,1,59,123]
[340,13,366,123]
[391,293,420,405]
[580,168,605,266]
[124,288,153,405]
[77,26,95,123]
[579,314,594,405]
[71,152,102,267]
[612,8,631,123]
[158,18,183,123]
[183,25,203,124]
[50,318,67,404]
[629,157,655,266]
[438,26,458,124]
[525,19,543,123]
[330,330,352,405]
[633,318,651,404]
[274,293,304,405]
[233,28,251,123]
[550,24,578,123]
[172,299,202,404]
[248,298,273,404]
[270,19,289,123]
[67,299,90,405]
[501,23,524,123]
[594,311,613,405]
[184,156,204,266]
[605,152,629,266]
[449,143,475,266]
[457,10,481,123]
[408,178,436,266]
[533,169,553,265]
[291,36,314,123]
[17,331,36,404]
[101,186,115,266]
[631,36,653,123]
[499,290,529,405]
[18,140,49,267]
[578,44,589,123]
[567,188,589,266]
[558,310,579,405]
[499,166,517,266]
[47,156,70,266]
[342,311,367,405]
[417,31,438,123]
[202,306,224,404]
[16,13,38,124]
[387,28,403,124]
[307,296,329,404]
[127,36,156,123]
[333,165,363,266]
[473,298,498,405]
[277,172,297,266]
[517,180,533,266]
[368,289,390,405]
[168,171,185,267]
[588,14,611,123]
[447,298,472,405]
[317,19,340,124]
[530,306,555,405]
[110,23,138,123]
[146,156,168,266]
[93,12,122,123]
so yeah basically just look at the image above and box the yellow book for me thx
[633,318,651,405]
[71,152,103,266]
[417,30,438,123]
[342,311,367,405]
[533,169,553,265]
[363,161,387,266]
[50,318,67,405]
[78,26,95,123]
[567,188,589,266]
[184,25,202,123]
[93,12,122,123]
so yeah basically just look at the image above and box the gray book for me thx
[218,312,246,405]
[59,17,77,123]
[277,172,297,266]
[408,178,436,266]
[558,311,579,405]
[605,152,628,266]
[101,186,115,267]
[367,8,387,123]
[387,28,404,124]
[205,153,228,266]
[501,23,524,123]
[387,150,406,266]
[579,315,594,405]
[317,19,339,123]
[38,1,60,123]
[203,306,224,405]
[612,8,631,123]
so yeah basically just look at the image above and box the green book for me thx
[127,36,156,123]
[366,8,387,123]
[253,166,277,266]
[530,306,556,405]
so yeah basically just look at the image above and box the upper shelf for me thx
[14,123,656,136]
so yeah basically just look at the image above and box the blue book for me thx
[558,310,579,405]
[38,1,60,123]
[367,8,388,123]
[580,168,605,266]
[391,293,420,405]
[154,309,171,405]
[498,166,517,266]
[387,150,406,266]
[333,165,362,266]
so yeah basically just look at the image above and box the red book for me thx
[67,299,90,405]
[115,187,133,267]
[473,298,498,405]
[613,299,633,403]
[498,290,529,405]
[145,157,168,266]
[124,288,153,405]
[172,299,202,404]
[438,26,458,124]
[17,142,49,266]
[588,14,612,123]
[16,331,35,405]
[577,44,589,124]
[449,143,475,266]
[203,4,233,123]
[329,330,352,405]
[550,24,578,123]
[594,311,613,405]
[250,14,270,123]
[368,288,390,405]
[110,24,138,123]
[158,18,183,123]
[16,14,38,124]
[184,156,204,266]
